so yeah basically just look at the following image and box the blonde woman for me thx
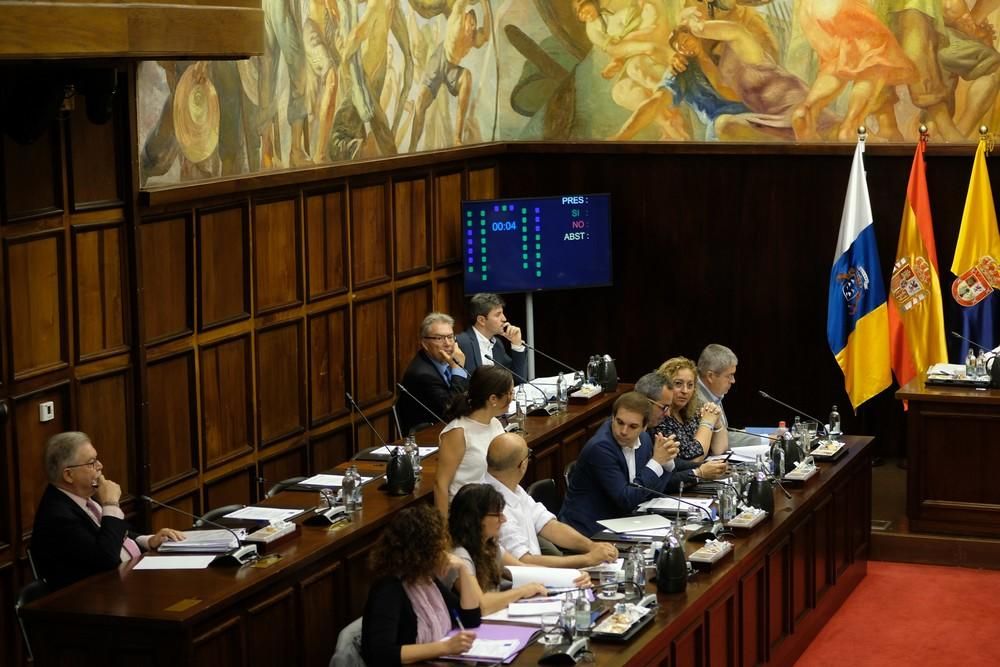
[655,357,726,460]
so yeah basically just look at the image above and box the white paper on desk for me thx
[369,445,438,457]
[223,507,303,522]
[483,592,577,625]
[636,497,715,513]
[584,557,623,574]
[507,599,563,616]
[157,529,241,552]
[505,565,580,589]
[927,362,968,378]
[133,555,215,570]
[456,639,521,661]
[299,474,376,488]
[710,443,770,463]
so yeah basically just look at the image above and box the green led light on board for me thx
[535,271,541,277]
[523,262,528,269]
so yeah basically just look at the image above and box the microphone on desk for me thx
[140,495,259,566]
[627,482,720,542]
[346,392,414,495]
[727,427,782,443]
[485,354,559,416]
[950,330,993,354]
[396,383,447,427]
[951,331,1000,388]
[758,390,829,436]
[521,341,583,384]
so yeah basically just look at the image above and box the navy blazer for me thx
[455,328,528,381]
[558,419,674,536]
[397,350,469,435]
[31,484,133,589]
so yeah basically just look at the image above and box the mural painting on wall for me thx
[137,0,1000,186]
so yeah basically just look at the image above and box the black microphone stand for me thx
[485,354,559,416]
[758,390,829,436]
[396,382,447,426]
[141,495,259,566]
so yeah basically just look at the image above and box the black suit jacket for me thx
[397,350,469,435]
[455,328,528,381]
[31,484,133,589]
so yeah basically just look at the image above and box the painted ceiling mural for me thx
[137,0,1000,187]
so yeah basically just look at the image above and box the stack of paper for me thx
[298,473,377,488]
[441,624,539,663]
[504,565,580,589]
[158,529,239,553]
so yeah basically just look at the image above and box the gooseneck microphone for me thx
[140,495,258,566]
[396,383,447,426]
[626,481,715,524]
[485,354,559,416]
[521,341,579,377]
[346,392,391,449]
[727,427,781,443]
[758,390,828,436]
[951,330,992,353]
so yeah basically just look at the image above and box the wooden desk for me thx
[22,393,619,667]
[896,376,1000,537]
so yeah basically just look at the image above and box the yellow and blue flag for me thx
[827,140,892,409]
[949,139,1000,359]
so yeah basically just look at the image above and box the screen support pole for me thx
[525,292,535,379]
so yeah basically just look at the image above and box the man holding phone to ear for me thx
[31,431,185,589]
[456,293,528,380]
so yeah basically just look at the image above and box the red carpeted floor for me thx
[795,561,1000,667]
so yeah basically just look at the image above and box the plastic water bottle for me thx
[559,597,576,637]
[630,547,647,593]
[966,348,976,378]
[403,435,421,479]
[976,350,987,378]
[342,466,358,512]
[828,405,842,437]
[514,386,527,429]
[556,372,567,412]
[574,589,592,636]
[351,465,364,509]
[587,355,599,385]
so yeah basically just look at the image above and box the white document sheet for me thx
[636,497,715,514]
[299,474,376,488]
[368,446,438,457]
[505,565,580,589]
[133,555,215,570]
[222,507,303,522]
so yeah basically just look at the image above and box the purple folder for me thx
[441,622,541,664]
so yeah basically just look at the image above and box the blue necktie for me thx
[444,366,452,384]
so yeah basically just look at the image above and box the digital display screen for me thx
[461,194,612,294]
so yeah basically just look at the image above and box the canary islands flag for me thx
[949,139,1000,360]
[888,138,947,389]
[827,140,891,409]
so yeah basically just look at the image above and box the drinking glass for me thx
[805,422,818,450]
[539,612,563,645]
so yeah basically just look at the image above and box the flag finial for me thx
[857,126,867,142]
[919,125,928,142]
[978,126,994,152]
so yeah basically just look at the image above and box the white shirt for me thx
[621,438,674,480]
[484,473,555,560]
[474,327,496,368]
[441,416,506,499]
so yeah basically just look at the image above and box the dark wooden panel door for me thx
[813,496,833,603]
[310,426,353,474]
[308,306,350,426]
[395,283,432,383]
[246,588,299,667]
[2,123,61,220]
[304,188,348,301]
[433,171,462,267]
[707,589,737,667]
[672,616,705,667]
[139,215,192,344]
[67,97,121,211]
[352,295,393,407]
[6,232,67,379]
[767,537,790,654]
[468,166,496,200]
[193,616,246,667]
[790,516,814,628]
[78,369,134,499]
[256,321,305,447]
[253,197,301,315]
[393,176,430,276]
[198,204,250,330]
[12,383,71,539]
[739,559,766,667]
[147,350,198,489]
[300,561,347,667]
[200,335,253,468]
[350,182,390,288]
[73,223,128,361]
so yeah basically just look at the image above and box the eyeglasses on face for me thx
[485,511,506,519]
[65,458,100,471]
[423,334,456,343]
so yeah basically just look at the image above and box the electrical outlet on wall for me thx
[39,401,55,423]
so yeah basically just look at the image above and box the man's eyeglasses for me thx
[520,451,533,466]
[646,398,669,413]
[422,334,456,343]
[65,458,99,471]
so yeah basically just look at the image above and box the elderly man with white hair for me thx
[696,344,758,448]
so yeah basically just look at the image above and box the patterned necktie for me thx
[87,499,142,561]
[443,365,452,384]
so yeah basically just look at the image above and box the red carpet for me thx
[795,561,1000,667]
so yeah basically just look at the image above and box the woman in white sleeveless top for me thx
[434,365,513,518]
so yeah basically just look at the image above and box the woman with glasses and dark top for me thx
[444,483,549,615]
[434,366,513,518]
[655,357,727,461]
[361,504,482,666]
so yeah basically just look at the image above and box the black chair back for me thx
[527,478,561,516]
[194,504,245,528]
[16,579,49,661]
[265,477,307,498]
[563,460,576,488]
[25,547,39,582]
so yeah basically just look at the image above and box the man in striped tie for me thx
[31,431,185,589]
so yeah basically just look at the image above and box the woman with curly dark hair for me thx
[447,483,549,615]
[361,504,482,665]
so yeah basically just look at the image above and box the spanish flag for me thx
[827,139,891,410]
[887,138,947,389]
[950,138,1000,359]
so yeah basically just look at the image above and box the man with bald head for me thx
[31,431,185,589]
[485,432,618,568]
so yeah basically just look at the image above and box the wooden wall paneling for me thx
[394,282,432,385]
[345,542,378,621]
[151,491,198,532]
[739,560,766,667]
[139,215,192,344]
[252,197,301,315]
[433,170,463,267]
[557,428,587,494]
[258,445,308,499]
[349,181,390,288]
[813,496,833,602]
[0,419,11,552]
[766,537,790,653]
[433,273,465,329]
[304,188,348,301]
[204,467,255,512]
[308,305,349,426]
[146,350,198,489]
[354,408,392,453]
[392,176,430,277]
[352,294,392,407]
[299,561,346,667]
[11,382,71,540]
[66,94,122,211]
[193,616,246,667]
[198,204,250,330]
[526,443,559,489]
[790,516,813,627]
[672,617,705,667]
[72,221,128,361]
[256,320,305,447]
[200,334,254,468]
[245,587,299,667]
[77,367,133,500]
[5,231,68,379]
[309,426,352,473]
[706,590,737,667]
[467,166,497,200]
[833,478,850,578]
[850,463,870,559]
[1,122,62,222]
